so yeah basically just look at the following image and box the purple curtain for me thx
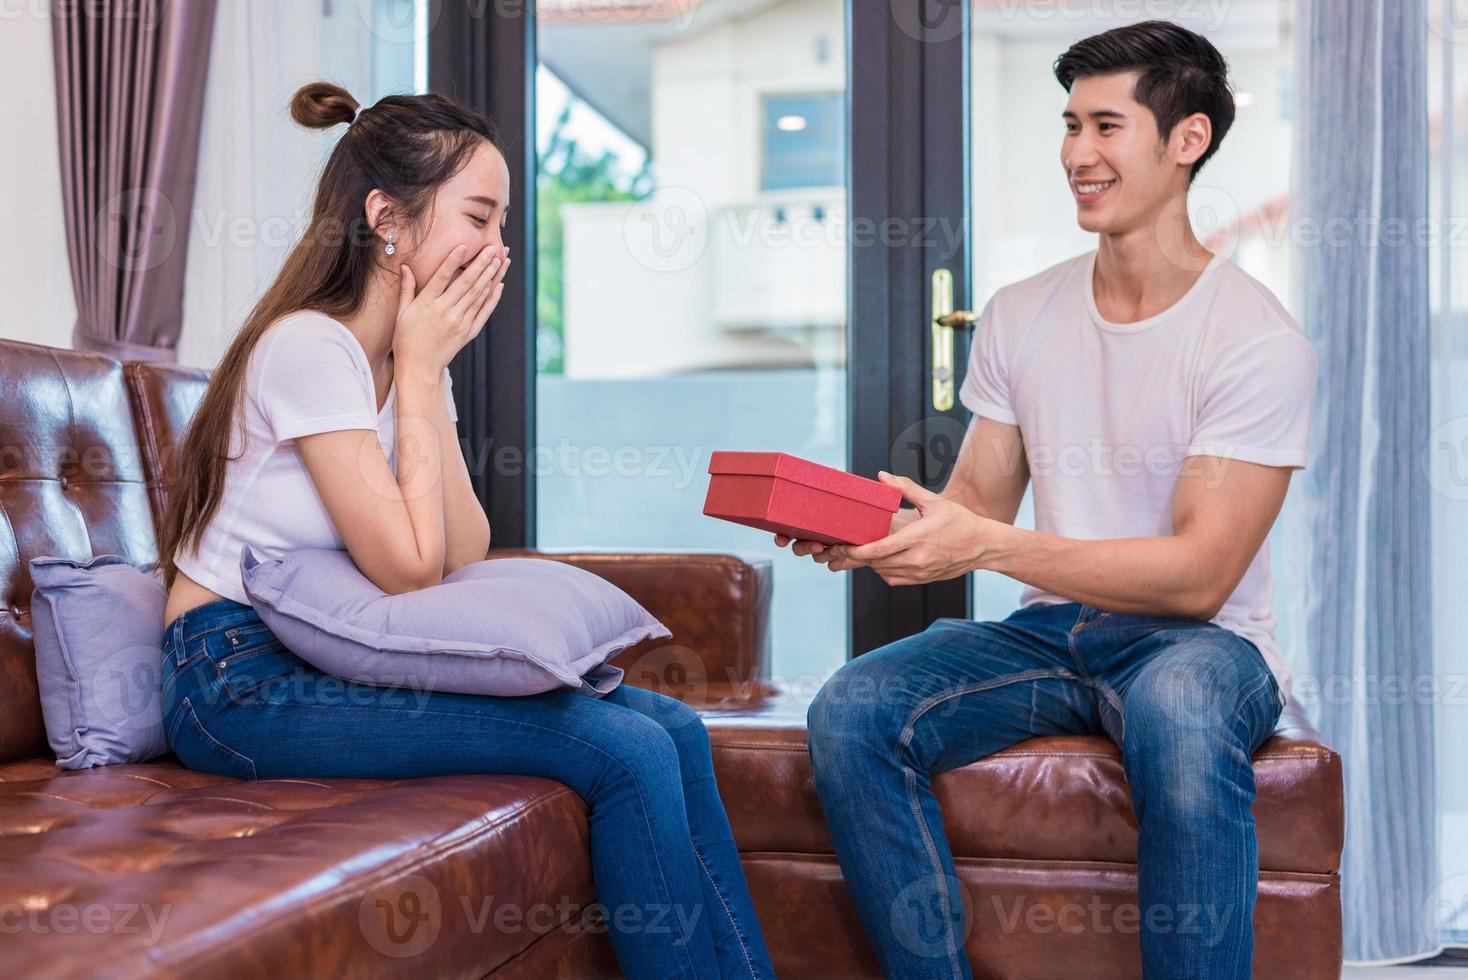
[51,0,218,364]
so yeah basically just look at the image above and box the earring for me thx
[385,233,397,256]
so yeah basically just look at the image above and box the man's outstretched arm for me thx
[832,449,1293,621]
[775,415,1031,557]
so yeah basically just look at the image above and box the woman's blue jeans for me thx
[806,601,1284,980]
[161,597,775,980]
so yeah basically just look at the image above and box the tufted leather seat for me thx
[700,691,1343,978]
[0,338,1343,978]
[0,760,605,977]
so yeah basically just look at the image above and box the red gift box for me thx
[702,451,904,546]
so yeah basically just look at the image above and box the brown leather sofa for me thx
[0,337,1343,978]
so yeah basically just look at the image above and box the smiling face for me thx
[388,140,512,286]
[1060,71,1207,237]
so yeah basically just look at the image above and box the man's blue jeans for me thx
[161,598,775,980]
[806,601,1284,980]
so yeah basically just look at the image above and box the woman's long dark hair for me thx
[158,81,502,589]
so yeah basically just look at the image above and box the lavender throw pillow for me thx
[239,546,668,697]
[29,555,169,769]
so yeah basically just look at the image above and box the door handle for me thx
[930,268,978,412]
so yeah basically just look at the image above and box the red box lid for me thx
[707,452,904,511]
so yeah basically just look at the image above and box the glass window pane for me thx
[762,92,844,190]
[535,1,850,686]
[1427,6,1468,945]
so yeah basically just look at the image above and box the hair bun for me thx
[291,81,359,129]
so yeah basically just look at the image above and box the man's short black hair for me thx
[1053,20,1235,184]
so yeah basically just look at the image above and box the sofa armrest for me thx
[488,549,773,701]
[122,360,212,532]
[1249,698,1345,870]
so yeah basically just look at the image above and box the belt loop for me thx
[171,611,192,667]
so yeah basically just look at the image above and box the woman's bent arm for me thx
[295,371,447,594]
[437,370,491,573]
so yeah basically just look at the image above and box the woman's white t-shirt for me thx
[174,310,457,604]
[958,249,1317,706]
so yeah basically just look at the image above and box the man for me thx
[778,20,1316,980]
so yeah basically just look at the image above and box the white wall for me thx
[0,10,76,348]
[179,0,419,369]
[179,2,334,369]
[0,0,417,366]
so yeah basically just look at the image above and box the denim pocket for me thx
[169,696,257,780]
[218,622,283,658]
[161,635,208,712]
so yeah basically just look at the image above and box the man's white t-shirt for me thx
[958,249,1316,706]
[174,311,458,604]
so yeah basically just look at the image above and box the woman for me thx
[157,81,775,980]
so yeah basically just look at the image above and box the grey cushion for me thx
[239,546,670,697]
[29,555,169,769]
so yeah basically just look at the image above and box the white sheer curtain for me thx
[179,0,423,368]
[1293,0,1468,965]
